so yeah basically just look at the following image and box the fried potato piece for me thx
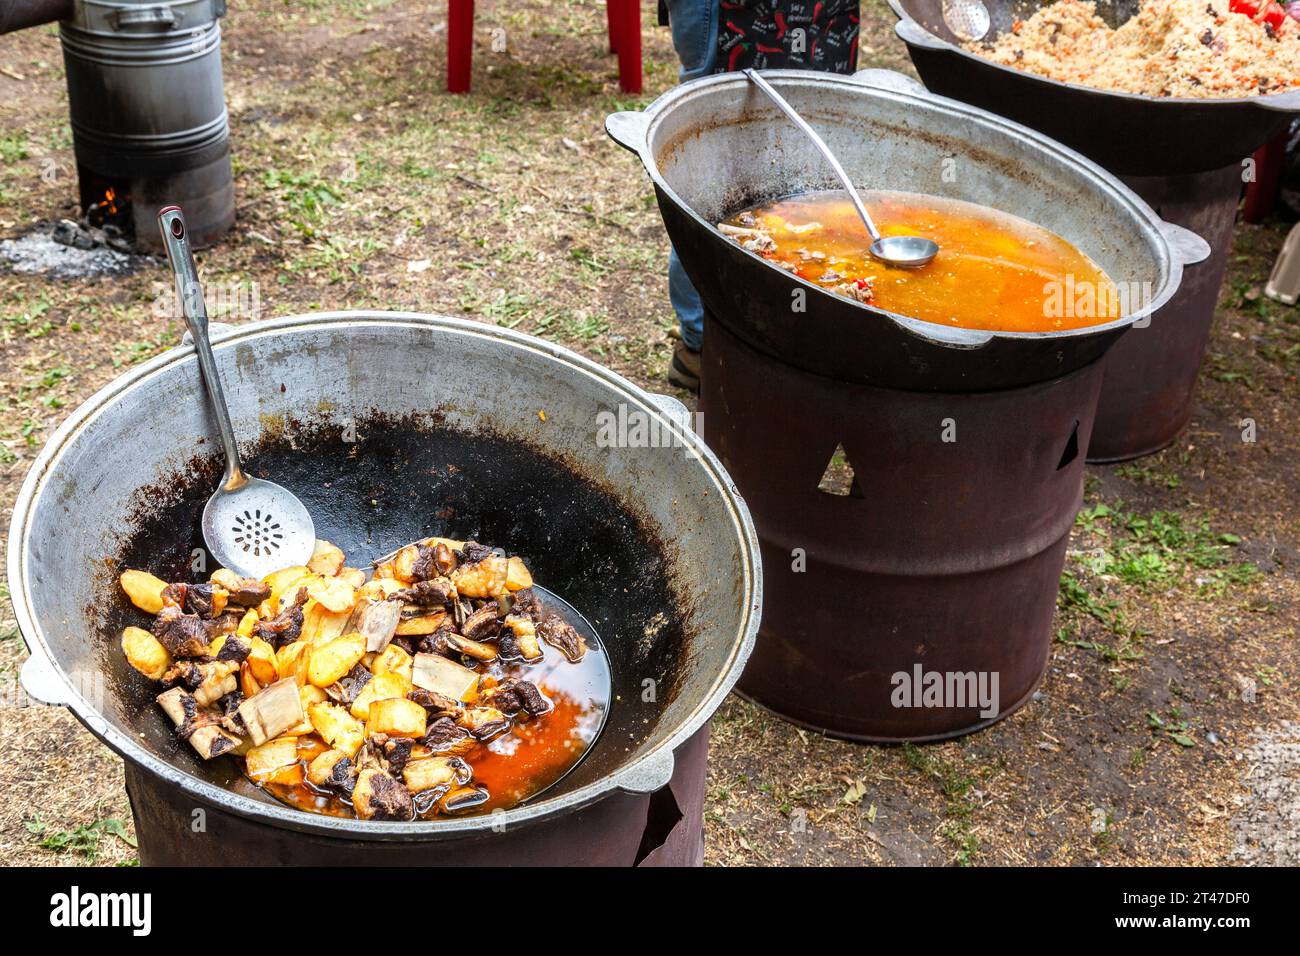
[366,698,427,739]
[307,539,346,576]
[121,626,171,680]
[245,736,301,784]
[120,569,168,614]
[307,701,366,756]
[505,556,533,592]
[307,632,367,687]
[372,644,413,683]
[450,555,508,598]
[349,671,411,720]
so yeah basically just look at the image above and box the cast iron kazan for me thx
[9,312,761,865]
[607,70,1202,739]
[889,0,1300,459]
[608,69,1207,393]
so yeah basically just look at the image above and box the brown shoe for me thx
[668,341,701,392]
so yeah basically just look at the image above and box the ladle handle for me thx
[157,205,247,492]
[743,68,883,243]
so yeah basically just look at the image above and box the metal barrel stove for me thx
[607,70,1206,740]
[59,0,235,249]
[890,0,1300,461]
[8,313,761,865]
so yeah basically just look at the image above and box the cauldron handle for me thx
[19,648,70,706]
[605,111,649,156]
[616,747,676,794]
[849,68,928,98]
[1255,90,1300,113]
[894,16,952,50]
[892,314,995,348]
[1160,221,1211,268]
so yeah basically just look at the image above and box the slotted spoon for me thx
[941,0,991,41]
[157,205,315,579]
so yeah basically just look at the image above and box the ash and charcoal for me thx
[1,219,144,279]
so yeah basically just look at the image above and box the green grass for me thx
[24,817,136,862]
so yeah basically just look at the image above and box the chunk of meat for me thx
[352,768,415,821]
[159,660,204,691]
[155,687,241,759]
[482,678,552,718]
[459,706,511,741]
[421,716,476,755]
[407,688,465,718]
[460,604,500,642]
[214,635,252,663]
[433,542,457,576]
[191,660,239,707]
[417,626,454,657]
[507,587,541,618]
[393,577,456,609]
[151,606,212,659]
[332,663,373,706]
[211,569,271,607]
[538,615,587,663]
[185,582,228,619]
[160,582,188,609]
[459,541,495,564]
[253,588,308,649]
[377,735,414,777]
[410,544,438,582]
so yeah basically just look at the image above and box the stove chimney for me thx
[0,0,75,35]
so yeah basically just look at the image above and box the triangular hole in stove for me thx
[817,443,863,498]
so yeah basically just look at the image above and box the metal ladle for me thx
[157,205,316,579]
[743,69,939,269]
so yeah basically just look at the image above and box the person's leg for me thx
[663,0,718,389]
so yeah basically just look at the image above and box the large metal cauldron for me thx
[889,0,1300,460]
[607,70,1205,392]
[606,70,1202,739]
[9,312,760,865]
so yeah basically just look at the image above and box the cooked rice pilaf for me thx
[968,0,1300,98]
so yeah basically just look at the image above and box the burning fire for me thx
[100,186,119,216]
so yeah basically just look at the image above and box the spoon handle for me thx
[743,69,883,243]
[157,206,247,492]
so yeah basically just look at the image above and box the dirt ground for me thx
[1,0,1296,867]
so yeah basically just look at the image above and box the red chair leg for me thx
[606,0,619,54]
[1242,133,1287,224]
[610,0,641,94]
[447,0,474,94]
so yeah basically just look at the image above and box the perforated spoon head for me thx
[202,478,315,580]
[158,205,316,580]
[942,0,991,41]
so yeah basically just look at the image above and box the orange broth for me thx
[721,189,1122,333]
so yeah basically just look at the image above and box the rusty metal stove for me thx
[2,0,235,252]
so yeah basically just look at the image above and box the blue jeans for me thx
[665,0,718,352]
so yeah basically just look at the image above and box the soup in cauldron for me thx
[719,189,1123,333]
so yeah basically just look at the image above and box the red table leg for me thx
[609,0,641,93]
[606,0,619,54]
[447,0,474,94]
[1242,132,1287,223]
